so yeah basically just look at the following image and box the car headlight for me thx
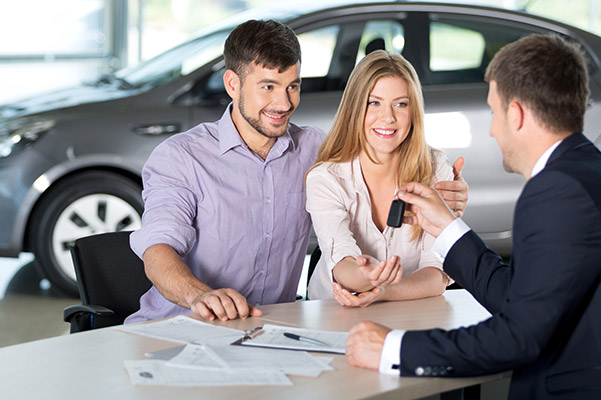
[0,120,54,158]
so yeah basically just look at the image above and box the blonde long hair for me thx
[310,50,434,239]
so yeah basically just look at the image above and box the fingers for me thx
[346,321,389,370]
[367,256,400,287]
[191,288,255,321]
[397,182,436,200]
[333,283,380,308]
[452,156,465,180]
[249,304,263,317]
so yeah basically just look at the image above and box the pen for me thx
[283,332,327,346]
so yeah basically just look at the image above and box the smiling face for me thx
[362,75,412,161]
[231,62,301,140]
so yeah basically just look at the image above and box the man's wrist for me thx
[379,329,405,375]
[431,218,470,261]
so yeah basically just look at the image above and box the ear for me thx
[508,101,524,133]
[223,69,240,100]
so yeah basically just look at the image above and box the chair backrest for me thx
[70,231,152,328]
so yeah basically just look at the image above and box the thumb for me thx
[453,157,465,180]
[249,304,263,317]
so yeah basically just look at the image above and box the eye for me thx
[288,84,300,91]
[396,101,408,108]
[367,100,379,106]
[262,85,273,91]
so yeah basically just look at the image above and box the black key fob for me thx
[387,199,405,228]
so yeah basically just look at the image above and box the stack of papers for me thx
[118,316,340,386]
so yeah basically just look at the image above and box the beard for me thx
[238,95,292,139]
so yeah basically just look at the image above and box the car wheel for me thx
[29,171,143,296]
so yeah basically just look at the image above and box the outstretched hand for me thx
[333,283,384,308]
[356,255,402,289]
[396,182,456,238]
[434,157,469,217]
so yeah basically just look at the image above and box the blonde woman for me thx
[306,50,466,306]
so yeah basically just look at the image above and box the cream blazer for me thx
[306,151,453,300]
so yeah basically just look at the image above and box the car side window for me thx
[355,20,405,65]
[298,25,339,78]
[430,22,484,72]
[425,14,541,85]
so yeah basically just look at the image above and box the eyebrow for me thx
[258,78,301,85]
[369,94,409,101]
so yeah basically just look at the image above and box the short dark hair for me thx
[485,34,589,134]
[224,20,301,79]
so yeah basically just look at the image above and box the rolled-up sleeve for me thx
[306,167,361,274]
[130,141,199,259]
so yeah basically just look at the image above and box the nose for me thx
[272,89,292,111]
[379,105,396,123]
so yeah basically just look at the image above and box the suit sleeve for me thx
[400,170,601,376]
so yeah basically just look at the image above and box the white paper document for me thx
[116,315,244,346]
[124,360,292,386]
[236,324,348,354]
[167,343,334,377]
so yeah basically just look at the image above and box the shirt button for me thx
[259,269,265,275]
[266,198,272,203]
[265,233,271,239]
[415,367,425,376]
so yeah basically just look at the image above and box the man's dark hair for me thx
[485,34,589,134]
[224,20,301,79]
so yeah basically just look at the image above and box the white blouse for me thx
[306,151,453,300]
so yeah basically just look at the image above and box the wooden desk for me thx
[0,290,509,400]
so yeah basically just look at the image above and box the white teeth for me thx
[264,112,285,119]
[374,128,396,135]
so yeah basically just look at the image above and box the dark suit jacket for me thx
[400,133,601,399]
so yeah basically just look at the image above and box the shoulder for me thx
[518,168,601,230]
[307,160,352,180]
[146,122,216,167]
[430,149,453,183]
[288,123,326,147]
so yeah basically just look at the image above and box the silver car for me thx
[1,1,600,295]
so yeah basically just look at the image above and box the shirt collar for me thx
[217,103,295,157]
[531,139,563,178]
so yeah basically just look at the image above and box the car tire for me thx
[29,171,144,297]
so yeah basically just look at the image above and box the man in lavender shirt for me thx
[126,20,468,324]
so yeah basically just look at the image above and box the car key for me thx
[387,199,405,228]
[386,199,405,248]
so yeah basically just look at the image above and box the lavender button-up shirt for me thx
[125,105,324,323]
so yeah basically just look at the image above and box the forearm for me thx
[381,267,448,301]
[332,257,375,292]
[143,243,212,309]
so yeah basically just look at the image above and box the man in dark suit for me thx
[345,34,601,399]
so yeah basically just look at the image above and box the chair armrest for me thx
[63,304,115,323]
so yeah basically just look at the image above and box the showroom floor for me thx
[0,255,76,348]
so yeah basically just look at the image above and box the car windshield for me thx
[115,28,232,88]
[111,0,364,89]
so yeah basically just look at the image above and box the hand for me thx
[189,288,262,321]
[332,282,385,308]
[397,182,456,238]
[434,157,469,217]
[356,255,402,289]
[346,321,391,370]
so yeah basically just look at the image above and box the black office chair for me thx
[63,231,152,333]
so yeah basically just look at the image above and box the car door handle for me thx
[131,123,181,135]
